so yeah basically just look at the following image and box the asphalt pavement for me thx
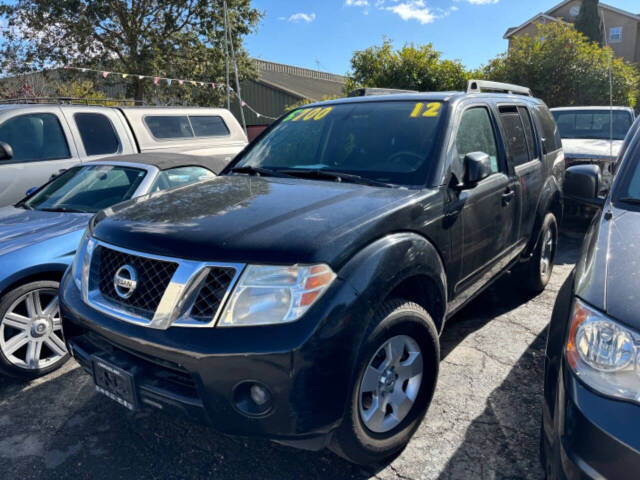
[0,234,582,480]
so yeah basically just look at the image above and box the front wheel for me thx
[0,280,69,379]
[329,300,439,465]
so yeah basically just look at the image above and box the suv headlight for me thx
[566,299,640,402]
[71,229,95,298]
[218,264,336,327]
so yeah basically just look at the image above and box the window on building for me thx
[74,113,122,156]
[610,27,623,43]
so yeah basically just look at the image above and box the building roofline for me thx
[505,1,640,40]
[503,13,565,39]
[546,0,640,22]
[254,59,347,84]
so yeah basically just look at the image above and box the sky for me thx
[244,0,640,75]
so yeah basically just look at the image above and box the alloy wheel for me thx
[540,227,555,279]
[0,288,67,370]
[358,335,423,433]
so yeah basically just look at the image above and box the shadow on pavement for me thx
[436,329,548,480]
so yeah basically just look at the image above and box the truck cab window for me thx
[0,113,70,162]
[74,113,122,156]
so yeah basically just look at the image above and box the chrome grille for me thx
[93,246,178,319]
[190,267,237,322]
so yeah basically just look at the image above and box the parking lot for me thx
[0,234,581,480]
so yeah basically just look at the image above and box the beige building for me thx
[504,1,640,64]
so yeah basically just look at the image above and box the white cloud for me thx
[287,12,317,23]
[345,0,370,6]
[384,1,436,24]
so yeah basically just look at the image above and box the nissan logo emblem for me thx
[113,265,138,299]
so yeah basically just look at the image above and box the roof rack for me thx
[466,80,532,97]
[0,97,141,106]
[348,87,418,97]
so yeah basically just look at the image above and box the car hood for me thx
[0,206,91,256]
[576,206,640,329]
[92,175,427,267]
[562,138,623,159]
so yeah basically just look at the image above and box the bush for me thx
[482,23,639,108]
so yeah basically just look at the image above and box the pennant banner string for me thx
[63,65,279,121]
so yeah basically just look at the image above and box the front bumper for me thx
[551,360,640,479]
[59,269,363,447]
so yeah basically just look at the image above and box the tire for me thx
[517,213,558,294]
[329,300,440,465]
[0,280,69,379]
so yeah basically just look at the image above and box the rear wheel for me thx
[329,300,439,465]
[0,281,69,379]
[517,213,558,294]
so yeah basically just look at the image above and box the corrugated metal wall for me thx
[230,79,301,127]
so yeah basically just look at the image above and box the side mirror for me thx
[565,165,605,208]
[25,187,38,197]
[0,142,13,161]
[463,152,493,186]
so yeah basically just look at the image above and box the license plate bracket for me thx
[91,355,138,411]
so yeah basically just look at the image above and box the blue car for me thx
[0,153,224,379]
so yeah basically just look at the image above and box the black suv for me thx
[60,80,564,465]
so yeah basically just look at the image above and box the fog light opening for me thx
[233,381,273,417]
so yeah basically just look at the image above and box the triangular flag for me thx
[211,82,216,88]
[102,71,110,78]
[63,65,69,69]
[241,101,246,107]
[122,73,128,79]
[153,77,159,85]
[138,75,145,80]
[167,79,172,86]
[81,68,87,73]
[191,81,197,86]
[178,79,184,85]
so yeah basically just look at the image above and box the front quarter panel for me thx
[338,232,447,334]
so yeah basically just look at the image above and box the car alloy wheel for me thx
[540,227,554,279]
[358,334,423,433]
[0,287,67,371]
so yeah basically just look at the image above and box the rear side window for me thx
[534,106,562,152]
[190,116,230,137]
[145,116,194,139]
[74,113,121,156]
[499,107,530,167]
[144,115,229,139]
[0,113,70,162]
[151,166,215,192]
[518,107,538,160]
[456,107,500,173]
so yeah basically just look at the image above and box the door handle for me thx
[502,188,515,205]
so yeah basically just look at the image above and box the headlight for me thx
[218,264,336,327]
[566,299,640,402]
[71,229,95,299]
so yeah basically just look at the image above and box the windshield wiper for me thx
[618,197,640,205]
[230,166,292,178]
[279,169,394,188]
[39,207,91,213]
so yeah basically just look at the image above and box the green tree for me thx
[346,39,470,93]
[481,23,639,108]
[0,1,262,104]
[575,0,603,45]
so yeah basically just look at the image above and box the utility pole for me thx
[224,1,247,134]
[223,0,231,111]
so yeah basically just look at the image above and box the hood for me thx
[576,206,640,330]
[0,206,91,257]
[92,175,426,267]
[562,138,623,159]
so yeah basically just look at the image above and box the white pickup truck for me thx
[551,106,636,192]
[0,103,248,206]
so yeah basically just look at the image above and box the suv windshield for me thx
[232,101,446,186]
[21,165,146,213]
[552,109,633,141]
